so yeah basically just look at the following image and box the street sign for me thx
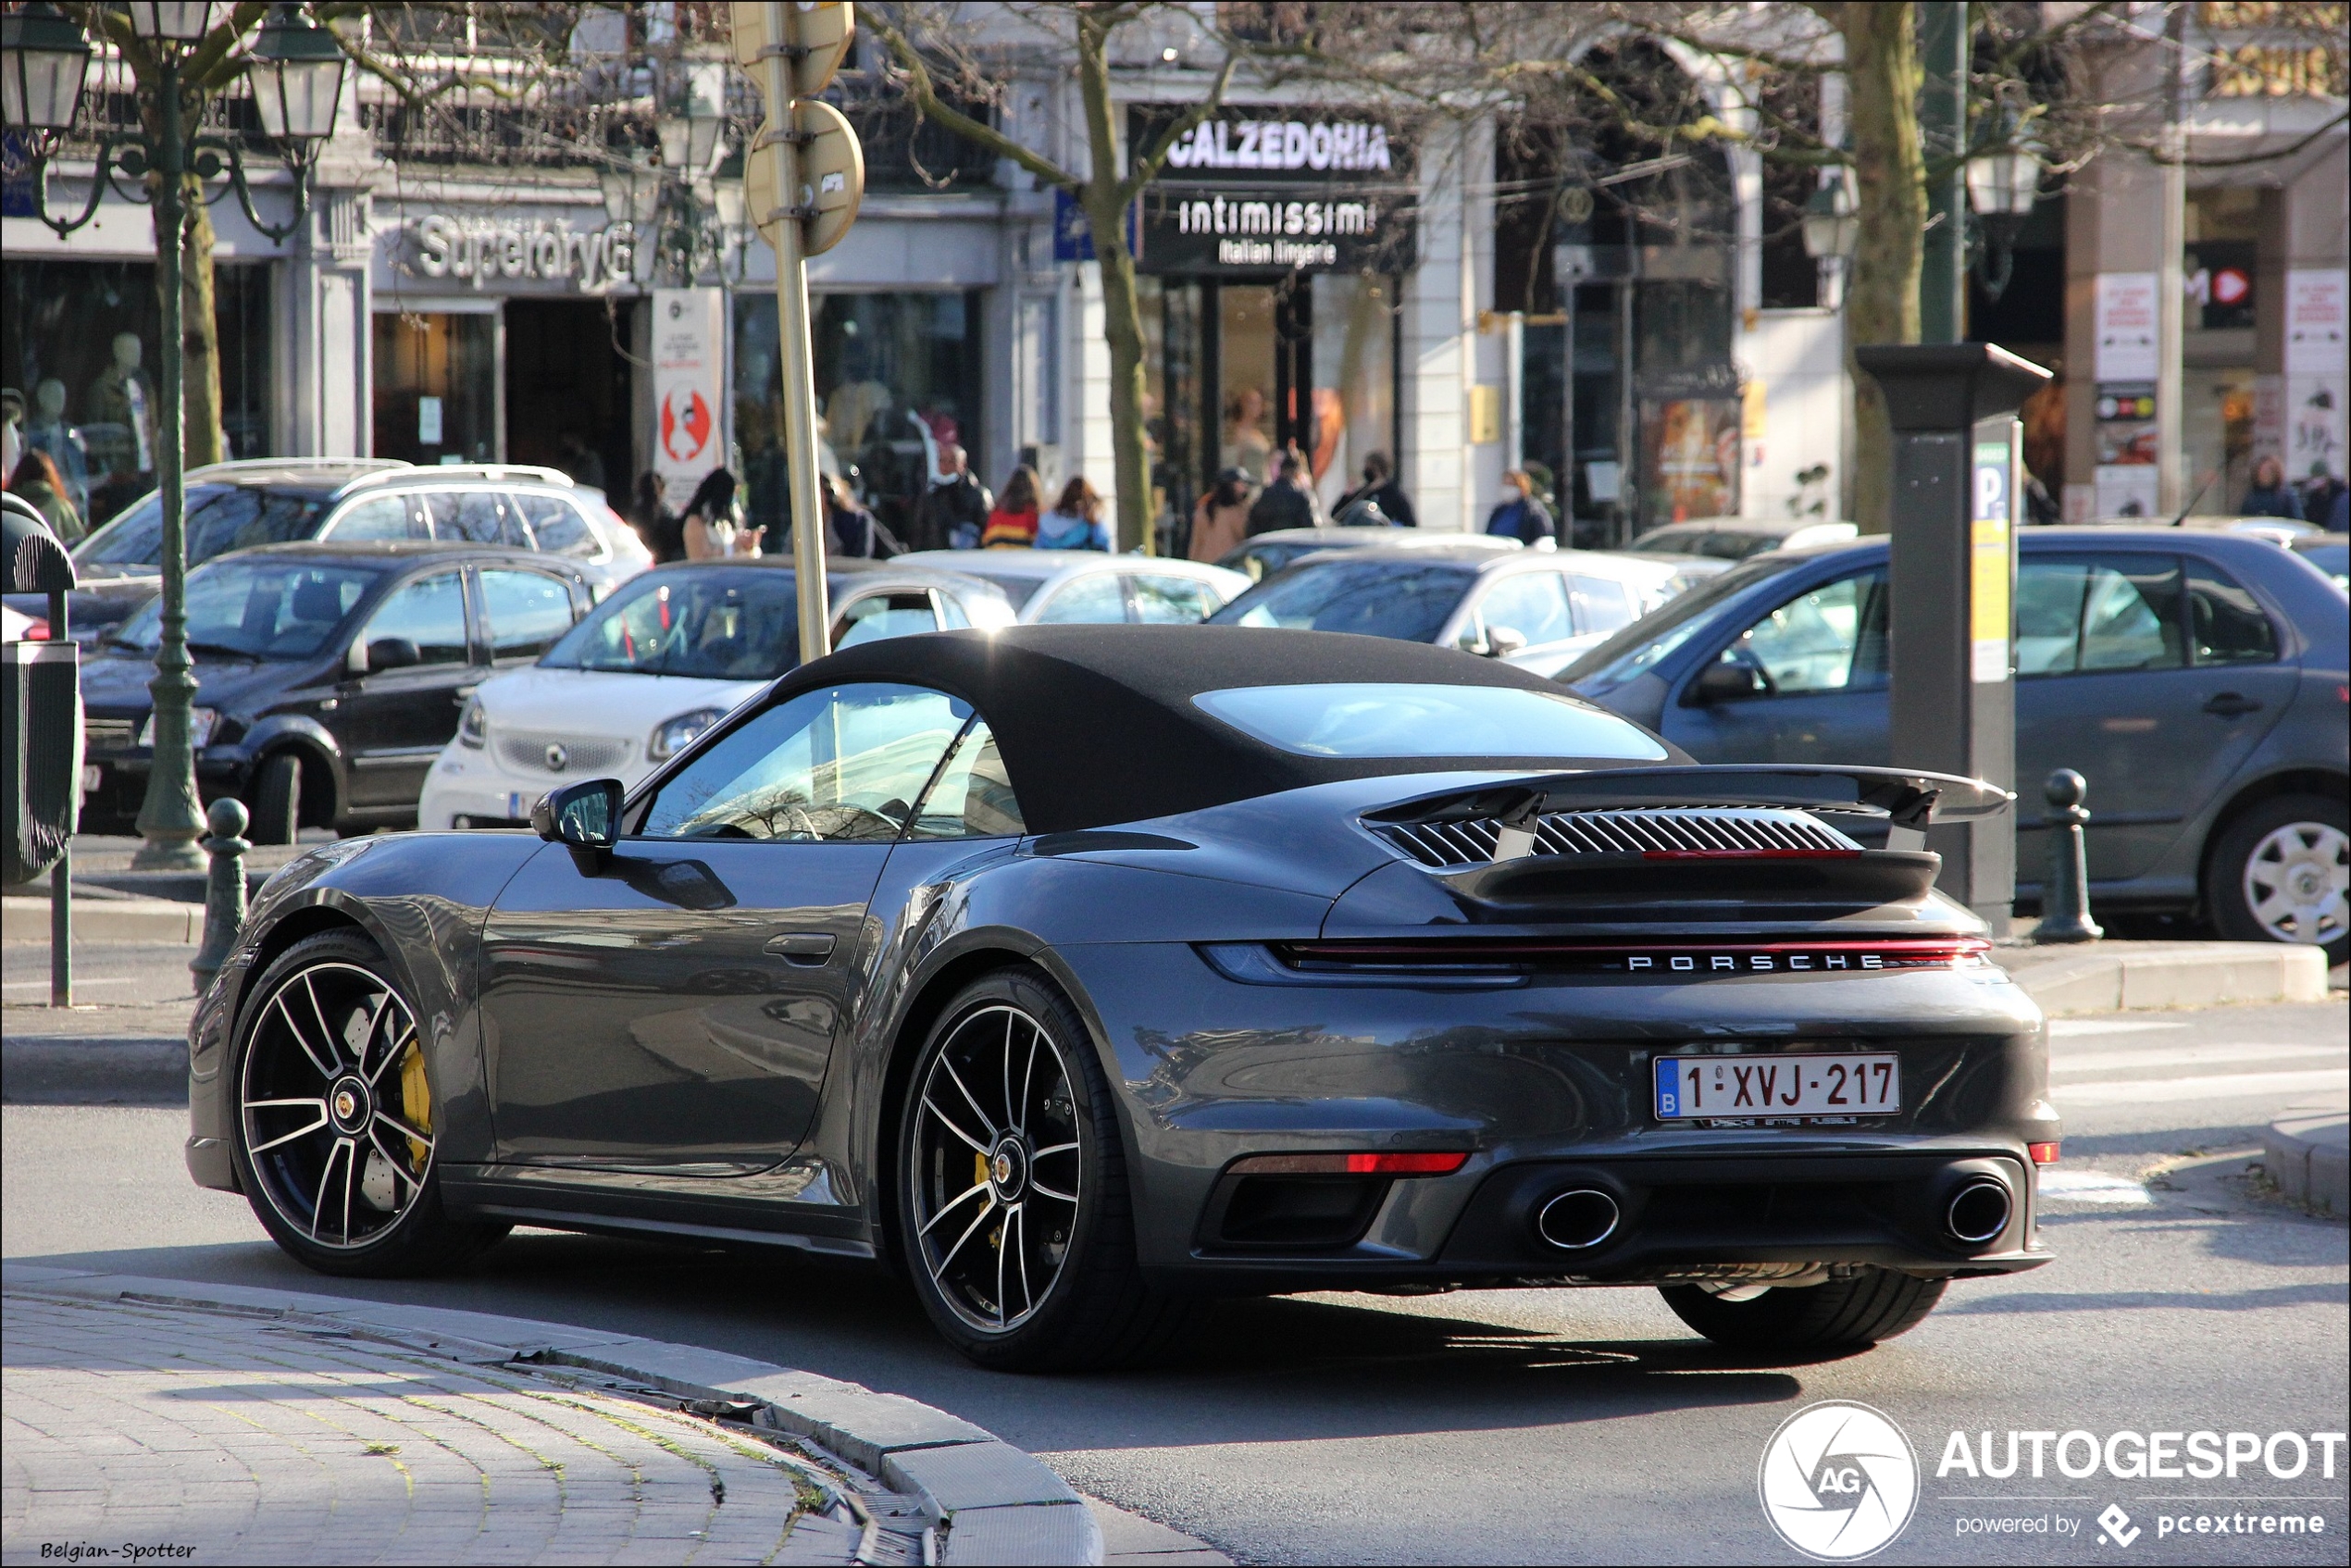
[731,0,854,98]
[746,98,865,257]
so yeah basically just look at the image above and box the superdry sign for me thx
[1129,106,1416,275]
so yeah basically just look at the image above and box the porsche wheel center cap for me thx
[988,1139,1027,1201]
[329,1076,372,1134]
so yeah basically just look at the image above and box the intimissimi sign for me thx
[1128,106,1416,274]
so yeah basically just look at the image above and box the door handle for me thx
[2202,691,2262,717]
[765,932,836,964]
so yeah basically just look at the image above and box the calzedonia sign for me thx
[1129,106,1416,275]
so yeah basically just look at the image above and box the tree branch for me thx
[866,11,1081,190]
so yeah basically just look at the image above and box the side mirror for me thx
[1485,624,1529,659]
[349,637,420,675]
[533,778,623,865]
[1686,660,1763,705]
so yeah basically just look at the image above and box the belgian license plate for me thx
[1654,1053,1899,1119]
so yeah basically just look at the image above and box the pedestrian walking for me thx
[2300,461,2345,528]
[914,444,991,551]
[1486,469,1555,545]
[2239,455,2305,521]
[1334,451,1416,529]
[1246,450,1321,536]
[1188,467,1254,563]
[1037,476,1112,550]
[981,465,1042,548]
[6,449,83,543]
[825,474,903,558]
[628,471,683,563]
[681,468,763,559]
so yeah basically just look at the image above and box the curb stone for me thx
[2263,1107,2349,1215]
[1,1035,187,1104]
[0,1262,1103,1566]
[3,892,203,944]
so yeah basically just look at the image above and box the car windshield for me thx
[541,568,802,678]
[1559,554,1811,691]
[1630,529,1777,561]
[2292,539,2347,591]
[75,484,330,570]
[109,557,380,661]
[1207,559,1473,642]
[1194,683,1669,760]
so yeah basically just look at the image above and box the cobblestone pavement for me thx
[1,1291,873,1566]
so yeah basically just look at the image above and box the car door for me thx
[1129,572,1225,624]
[1660,567,1891,766]
[425,489,531,548]
[2013,551,2297,884]
[334,566,486,808]
[477,564,583,678]
[1029,572,1128,624]
[476,682,974,1169]
[1459,568,1574,657]
[833,590,939,647]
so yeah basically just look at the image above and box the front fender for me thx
[239,712,350,815]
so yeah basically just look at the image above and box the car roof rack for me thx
[187,457,411,483]
[341,463,576,491]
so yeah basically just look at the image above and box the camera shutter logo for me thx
[1758,1401,1919,1560]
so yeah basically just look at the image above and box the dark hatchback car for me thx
[81,541,593,842]
[1561,528,2351,960]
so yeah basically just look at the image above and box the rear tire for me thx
[1659,1268,1946,1352]
[895,968,1203,1371]
[2207,793,2348,965]
[248,752,302,845]
[229,929,506,1277]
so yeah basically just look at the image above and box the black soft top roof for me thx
[774,625,1687,833]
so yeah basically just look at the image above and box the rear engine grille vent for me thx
[1373,806,1861,869]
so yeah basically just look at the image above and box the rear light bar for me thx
[1228,1151,1470,1176]
[2029,1141,2060,1165]
[1275,938,1993,974]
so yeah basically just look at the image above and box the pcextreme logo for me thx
[1759,1401,1921,1561]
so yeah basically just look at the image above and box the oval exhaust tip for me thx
[1946,1178,2012,1246]
[1536,1188,1621,1251]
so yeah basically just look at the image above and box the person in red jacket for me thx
[981,465,1041,548]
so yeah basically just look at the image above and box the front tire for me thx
[248,751,302,845]
[1659,1268,1946,1352]
[895,969,1201,1371]
[2208,794,2348,964]
[228,930,505,1276]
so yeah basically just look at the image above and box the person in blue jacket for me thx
[1485,468,1555,544]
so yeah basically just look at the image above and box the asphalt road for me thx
[6,998,2345,1565]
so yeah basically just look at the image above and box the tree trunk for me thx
[1074,22,1155,554]
[1839,1,1926,533]
[177,185,224,468]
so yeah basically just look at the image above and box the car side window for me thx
[906,718,1026,839]
[1712,571,1887,696]
[427,491,530,548]
[835,592,939,648]
[2015,555,2184,676]
[1131,574,1223,624]
[512,492,603,558]
[1032,573,1127,624]
[327,494,428,541]
[1473,572,1574,645]
[479,567,577,659]
[1569,574,1636,635]
[640,683,972,842]
[2186,561,2277,666]
[360,571,469,666]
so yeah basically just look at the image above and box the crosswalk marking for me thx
[2038,1169,2155,1205]
[2057,1066,2351,1107]
[2051,1043,2347,1075]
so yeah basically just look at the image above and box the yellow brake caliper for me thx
[399,1040,432,1169]
[975,1151,1001,1250]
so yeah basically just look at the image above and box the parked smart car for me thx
[417,556,1016,828]
[1208,544,1678,678]
[79,541,597,842]
[1217,526,1520,582]
[40,459,648,643]
[1561,528,2351,960]
[894,549,1250,623]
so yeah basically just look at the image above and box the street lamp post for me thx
[3,2,345,870]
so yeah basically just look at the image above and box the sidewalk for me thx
[1,1266,1167,1567]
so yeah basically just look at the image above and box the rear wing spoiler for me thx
[1363,765,2012,852]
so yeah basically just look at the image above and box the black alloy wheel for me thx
[898,970,1201,1371]
[230,930,504,1276]
[1658,1267,1947,1353]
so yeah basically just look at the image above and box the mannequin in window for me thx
[22,380,91,521]
[87,332,155,476]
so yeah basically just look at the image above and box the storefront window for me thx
[1309,274,1393,513]
[1218,285,1278,483]
[372,311,496,467]
[734,291,982,546]
[1,258,274,527]
[1138,277,1202,541]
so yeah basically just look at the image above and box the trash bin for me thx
[5,506,81,889]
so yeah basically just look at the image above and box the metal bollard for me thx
[191,797,251,989]
[2034,769,2102,944]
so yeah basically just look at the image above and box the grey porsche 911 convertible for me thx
[186,625,2054,1370]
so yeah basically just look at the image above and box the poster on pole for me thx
[653,287,728,511]
[2093,273,2159,382]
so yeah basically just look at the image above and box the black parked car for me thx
[191,626,2042,1372]
[81,541,594,842]
[1561,528,2350,961]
